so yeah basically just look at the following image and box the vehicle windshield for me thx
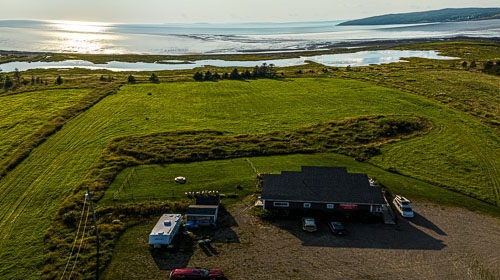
[401,201,409,205]
[403,208,413,212]
[334,224,344,230]
[200,269,209,276]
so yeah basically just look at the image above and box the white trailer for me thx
[148,214,182,248]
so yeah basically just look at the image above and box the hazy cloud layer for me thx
[3,0,499,23]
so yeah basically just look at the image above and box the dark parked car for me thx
[328,221,347,236]
[170,268,224,279]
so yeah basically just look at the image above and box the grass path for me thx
[0,78,498,279]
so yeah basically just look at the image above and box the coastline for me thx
[1,36,499,65]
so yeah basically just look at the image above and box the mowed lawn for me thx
[101,154,499,214]
[0,88,92,161]
[0,78,498,279]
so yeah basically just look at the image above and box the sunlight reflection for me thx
[50,20,109,33]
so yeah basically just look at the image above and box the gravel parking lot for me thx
[180,202,500,280]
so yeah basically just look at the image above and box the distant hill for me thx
[338,8,500,26]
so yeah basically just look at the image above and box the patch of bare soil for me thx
[184,202,500,280]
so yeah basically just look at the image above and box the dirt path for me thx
[184,202,500,279]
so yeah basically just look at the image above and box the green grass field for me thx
[100,159,257,207]
[0,88,92,161]
[0,76,498,279]
[101,153,499,214]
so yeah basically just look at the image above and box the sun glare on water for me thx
[48,20,119,54]
[51,20,109,33]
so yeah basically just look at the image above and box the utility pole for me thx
[86,186,99,280]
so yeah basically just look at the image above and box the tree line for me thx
[0,68,64,91]
[461,60,500,75]
[193,63,278,81]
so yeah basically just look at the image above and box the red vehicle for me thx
[169,268,224,279]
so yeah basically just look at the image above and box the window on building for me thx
[303,203,311,208]
[326,204,334,209]
[273,201,289,207]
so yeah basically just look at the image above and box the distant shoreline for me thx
[1,36,499,64]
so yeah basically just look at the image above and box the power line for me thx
[86,185,100,280]
[68,203,91,280]
[60,197,87,280]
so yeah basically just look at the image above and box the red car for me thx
[169,268,224,279]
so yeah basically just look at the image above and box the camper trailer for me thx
[149,214,182,248]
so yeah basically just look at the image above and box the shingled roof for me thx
[186,205,218,216]
[262,166,385,204]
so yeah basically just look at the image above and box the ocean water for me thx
[0,19,499,55]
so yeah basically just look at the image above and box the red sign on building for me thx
[339,203,358,210]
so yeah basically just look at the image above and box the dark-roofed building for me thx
[262,166,386,214]
[196,195,220,206]
[185,195,220,227]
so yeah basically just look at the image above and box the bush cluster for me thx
[482,60,500,75]
[193,63,278,81]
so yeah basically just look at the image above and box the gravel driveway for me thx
[183,202,500,280]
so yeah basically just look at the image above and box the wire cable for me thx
[60,198,87,280]
[68,203,91,280]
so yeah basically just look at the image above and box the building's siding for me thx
[264,200,379,212]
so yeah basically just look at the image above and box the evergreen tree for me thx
[31,76,35,85]
[213,72,221,80]
[462,61,468,68]
[100,75,107,82]
[252,66,259,78]
[484,61,494,70]
[56,76,63,85]
[229,69,240,80]
[243,70,252,79]
[222,72,229,79]
[470,61,477,68]
[204,71,213,81]
[13,68,21,83]
[193,72,204,81]
[127,75,136,84]
[4,75,13,90]
[149,73,159,83]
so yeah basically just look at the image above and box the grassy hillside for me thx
[0,78,498,279]
[338,8,500,26]
[0,89,91,162]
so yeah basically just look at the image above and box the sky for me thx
[2,0,499,23]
